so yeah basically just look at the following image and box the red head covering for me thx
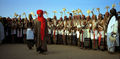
[60,17,63,21]
[98,14,103,20]
[82,15,85,20]
[69,16,71,20]
[53,16,57,20]
[37,9,46,40]
[87,16,91,21]
[73,16,76,20]
[77,15,81,20]
[105,12,109,17]
[92,14,97,20]
[47,18,50,21]
[64,16,67,20]
[37,10,45,21]
[37,10,43,15]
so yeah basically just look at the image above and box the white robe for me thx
[107,16,119,52]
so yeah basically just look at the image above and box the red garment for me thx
[93,30,95,48]
[54,30,56,40]
[37,10,46,40]
[98,33,102,46]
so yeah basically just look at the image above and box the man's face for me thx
[38,14,41,17]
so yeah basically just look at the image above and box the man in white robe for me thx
[107,8,119,53]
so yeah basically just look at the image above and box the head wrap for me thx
[37,10,43,15]
[110,8,117,16]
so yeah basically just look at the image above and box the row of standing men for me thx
[47,11,120,52]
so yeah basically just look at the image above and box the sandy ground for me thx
[0,44,120,59]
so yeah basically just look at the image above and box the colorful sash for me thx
[93,30,95,48]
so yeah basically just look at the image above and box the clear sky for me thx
[0,0,120,19]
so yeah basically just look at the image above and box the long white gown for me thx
[107,16,119,52]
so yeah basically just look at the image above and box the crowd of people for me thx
[47,8,120,53]
[0,8,120,53]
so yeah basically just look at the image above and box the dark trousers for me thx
[99,38,105,50]
[58,35,63,44]
[23,34,26,44]
[27,40,35,49]
[65,35,68,45]
[92,40,98,50]
[63,35,66,45]
[67,35,71,45]
[77,38,80,47]
[84,38,91,48]
[11,34,17,43]
[72,35,77,46]
[53,35,57,44]
[47,34,51,44]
